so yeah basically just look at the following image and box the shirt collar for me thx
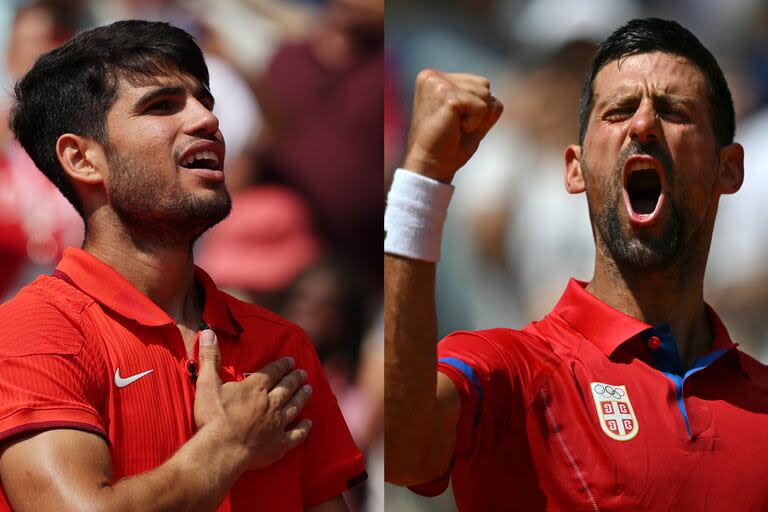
[56,247,239,336]
[195,265,241,336]
[552,278,737,357]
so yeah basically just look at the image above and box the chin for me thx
[596,198,685,269]
[193,192,233,231]
[607,237,682,268]
[117,189,233,247]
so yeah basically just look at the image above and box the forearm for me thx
[97,418,249,512]
[384,253,441,482]
[384,69,500,484]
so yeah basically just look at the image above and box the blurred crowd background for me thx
[386,0,768,510]
[0,0,383,510]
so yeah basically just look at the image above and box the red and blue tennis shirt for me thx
[413,279,768,510]
[0,248,365,511]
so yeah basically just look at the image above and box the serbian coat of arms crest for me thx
[589,382,639,441]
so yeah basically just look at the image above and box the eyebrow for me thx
[653,93,695,108]
[596,91,696,110]
[133,84,215,111]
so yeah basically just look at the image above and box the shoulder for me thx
[0,275,92,357]
[722,350,768,408]
[439,327,559,371]
[737,350,768,382]
[438,327,562,404]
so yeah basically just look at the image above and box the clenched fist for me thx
[403,69,503,183]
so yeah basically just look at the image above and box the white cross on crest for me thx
[590,382,639,441]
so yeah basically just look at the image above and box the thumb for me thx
[196,329,221,389]
[474,96,504,141]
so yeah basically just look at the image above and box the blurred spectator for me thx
[0,162,27,295]
[198,185,321,311]
[0,0,87,298]
[245,0,384,299]
[508,0,638,54]
[281,255,370,509]
[355,310,384,512]
[4,0,81,82]
[384,54,406,185]
[282,256,367,401]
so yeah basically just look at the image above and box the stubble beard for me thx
[583,143,684,269]
[108,152,232,248]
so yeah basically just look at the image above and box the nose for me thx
[628,101,660,144]
[184,97,220,137]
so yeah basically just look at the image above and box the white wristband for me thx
[384,168,454,262]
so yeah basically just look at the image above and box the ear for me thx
[716,142,744,195]
[564,144,586,194]
[55,133,106,185]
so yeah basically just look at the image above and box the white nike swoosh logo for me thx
[114,368,154,388]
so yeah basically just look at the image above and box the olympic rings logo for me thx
[592,384,625,399]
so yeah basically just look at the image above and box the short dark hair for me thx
[578,18,734,148]
[10,20,209,216]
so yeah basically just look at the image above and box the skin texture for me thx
[0,71,348,511]
[102,72,231,249]
[565,52,743,367]
[385,69,502,485]
[385,54,744,485]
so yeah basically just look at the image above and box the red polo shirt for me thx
[413,279,768,510]
[0,248,365,511]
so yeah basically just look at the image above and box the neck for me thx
[587,238,712,369]
[82,213,201,329]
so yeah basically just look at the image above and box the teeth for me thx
[627,160,656,172]
[181,150,220,168]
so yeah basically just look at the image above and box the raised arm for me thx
[385,70,502,486]
[0,330,312,512]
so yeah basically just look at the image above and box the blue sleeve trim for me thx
[438,357,484,401]
[438,357,484,432]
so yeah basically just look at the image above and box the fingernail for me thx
[306,419,312,428]
[200,330,216,346]
[303,384,312,395]
[299,369,307,379]
[286,357,295,368]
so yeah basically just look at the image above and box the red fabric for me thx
[0,248,365,511]
[415,279,768,511]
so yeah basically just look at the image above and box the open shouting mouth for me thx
[622,155,666,226]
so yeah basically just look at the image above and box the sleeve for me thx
[0,296,107,444]
[409,330,514,497]
[295,333,367,507]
